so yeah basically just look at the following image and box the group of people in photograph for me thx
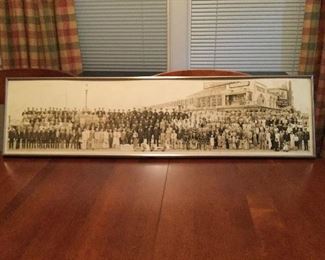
[7,106,311,152]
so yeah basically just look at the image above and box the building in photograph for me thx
[151,80,294,112]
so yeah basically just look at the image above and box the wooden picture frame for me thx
[2,76,316,157]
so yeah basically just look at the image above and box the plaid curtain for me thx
[299,0,325,157]
[0,0,82,75]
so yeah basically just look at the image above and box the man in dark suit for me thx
[20,129,27,149]
[15,128,22,149]
[48,128,56,149]
[297,128,304,150]
[303,128,310,151]
[137,128,144,145]
[8,127,16,149]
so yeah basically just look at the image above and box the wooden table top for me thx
[0,157,324,259]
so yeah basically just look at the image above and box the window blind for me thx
[190,0,306,73]
[75,0,167,72]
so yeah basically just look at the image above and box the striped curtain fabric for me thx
[0,0,82,75]
[299,0,325,157]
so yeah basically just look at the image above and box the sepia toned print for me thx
[3,77,315,157]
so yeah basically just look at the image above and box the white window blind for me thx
[75,0,167,72]
[190,0,306,73]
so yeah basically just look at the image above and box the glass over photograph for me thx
[3,77,315,157]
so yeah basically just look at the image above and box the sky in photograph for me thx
[6,78,312,120]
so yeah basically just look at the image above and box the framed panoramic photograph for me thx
[2,76,316,157]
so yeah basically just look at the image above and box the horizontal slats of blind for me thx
[75,0,167,72]
[190,0,306,73]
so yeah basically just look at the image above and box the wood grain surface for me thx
[0,157,324,260]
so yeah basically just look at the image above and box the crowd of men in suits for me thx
[7,106,311,152]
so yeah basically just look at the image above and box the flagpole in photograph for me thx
[85,88,88,110]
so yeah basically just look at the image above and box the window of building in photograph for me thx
[216,95,222,106]
[211,96,216,107]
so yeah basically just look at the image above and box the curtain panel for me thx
[0,0,82,75]
[299,0,325,157]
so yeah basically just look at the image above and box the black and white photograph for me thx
[3,77,315,157]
